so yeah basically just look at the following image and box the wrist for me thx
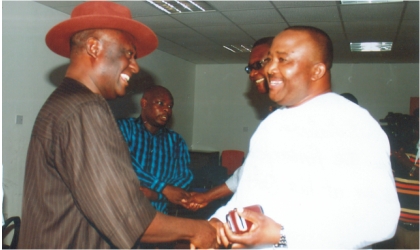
[273,225,287,248]
[161,185,170,196]
[208,184,231,200]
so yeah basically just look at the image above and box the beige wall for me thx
[192,63,419,154]
[3,1,70,220]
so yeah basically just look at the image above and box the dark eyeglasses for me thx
[244,58,270,74]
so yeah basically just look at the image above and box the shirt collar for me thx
[136,116,166,135]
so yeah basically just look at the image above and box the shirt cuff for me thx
[151,179,167,193]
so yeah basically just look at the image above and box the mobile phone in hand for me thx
[226,205,264,234]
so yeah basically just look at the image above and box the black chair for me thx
[2,216,20,249]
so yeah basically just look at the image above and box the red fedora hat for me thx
[45,1,158,58]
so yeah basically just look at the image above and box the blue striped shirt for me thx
[117,117,193,214]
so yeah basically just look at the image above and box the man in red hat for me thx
[18,1,218,249]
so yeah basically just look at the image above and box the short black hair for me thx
[143,85,173,101]
[340,93,358,104]
[284,26,333,70]
[252,37,274,48]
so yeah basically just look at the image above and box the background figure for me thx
[187,37,273,211]
[340,92,358,104]
[18,2,217,248]
[379,111,419,249]
[209,26,400,249]
[118,85,193,214]
[246,37,274,94]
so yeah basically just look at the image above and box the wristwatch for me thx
[273,225,287,248]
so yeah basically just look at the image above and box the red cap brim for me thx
[45,8,158,58]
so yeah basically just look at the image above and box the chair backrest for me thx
[221,150,245,175]
[2,216,20,249]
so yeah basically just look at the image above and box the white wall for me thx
[192,63,419,155]
[191,64,275,153]
[2,1,196,220]
[2,1,70,220]
[331,63,419,120]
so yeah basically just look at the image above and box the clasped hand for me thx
[192,208,282,249]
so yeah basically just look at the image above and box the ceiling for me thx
[37,0,419,64]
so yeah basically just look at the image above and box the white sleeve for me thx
[225,166,244,192]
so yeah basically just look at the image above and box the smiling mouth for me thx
[255,78,265,84]
[269,80,283,86]
[121,73,130,82]
[160,115,169,121]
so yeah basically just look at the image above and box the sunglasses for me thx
[244,58,270,74]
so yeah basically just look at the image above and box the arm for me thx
[391,147,419,176]
[141,212,219,248]
[162,185,191,206]
[161,136,194,207]
[187,184,233,211]
[119,124,194,204]
[225,166,243,192]
[186,166,242,211]
[139,186,159,201]
[62,103,156,249]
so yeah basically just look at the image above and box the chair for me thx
[2,216,20,249]
[221,150,245,175]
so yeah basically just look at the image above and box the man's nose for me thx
[130,59,140,74]
[265,59,276,75]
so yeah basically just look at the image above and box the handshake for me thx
[197,205,283,249]
[140,184,231,211]
[182,189,218,211]
[140,186,283,249]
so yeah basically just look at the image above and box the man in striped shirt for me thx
[19,1,217,248]
[118,86,193,214]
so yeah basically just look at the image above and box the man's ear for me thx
[140,98,147,108]
[86,37,101,58]
[311,63,326,81]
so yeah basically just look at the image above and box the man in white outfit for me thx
[209,26,400,249]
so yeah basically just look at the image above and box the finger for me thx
[183,191,192,198]
[189,243,196,250]
[216,229,221,246]
[223,222,250,243]
[236,207,262,224]
[219,225,231,248]
[223,222,236,239]
[190,192,198,196]
[186,202,195,208]
[184,203,199,211]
